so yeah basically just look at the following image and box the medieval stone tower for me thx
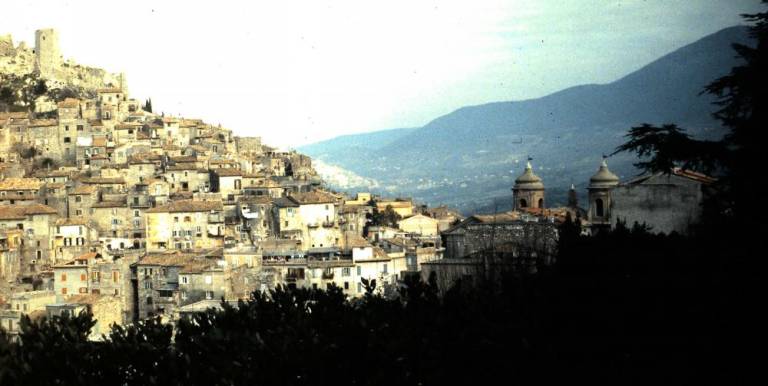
[587,157,620,227]
[34,28,61,78]
[512,159,545,210]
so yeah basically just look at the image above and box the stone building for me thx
[512,160,545,210]
[587,157,620,229]
[441,212,558,261]
[605,168,715,235]
[133,251,217,321]
[0,290,55,339]
[145,200,225,251]
[397,214,439,236]
[273,191,342,251]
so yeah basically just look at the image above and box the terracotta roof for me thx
[128,152,162,164]
[288,190,337,205]
[468,211,522,224]
[81,177,125,185]
[376,200,413,209]
[75,252,99,261]
[179,260,217,273]
[170,156,197,163]
[137,251,207,267]
[166,164,198,171]
[213,168,242,177]
[0,178,43,190]
[146,199,222,213]
[88,119,104,127]
[69,185,98,195]
[240,195,273,204]
[0,204,58,220]
[347,235,371,249]
[0,112,28,120]
[57,98,80,108]
[29,119,58,127]
[672,168,717,184]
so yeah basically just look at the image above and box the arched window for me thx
[595,198,604,217]
[519,199,527,208]
[538,198,544,208]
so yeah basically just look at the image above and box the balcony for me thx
[306,222,319,229]
[321,272,334,280]
[322,221,335,228]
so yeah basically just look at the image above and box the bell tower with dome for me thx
[512,158,545,210]
[588,156,620,226]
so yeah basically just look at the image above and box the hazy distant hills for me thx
[300,26,752,214]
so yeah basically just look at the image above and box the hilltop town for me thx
[0,29,715,339]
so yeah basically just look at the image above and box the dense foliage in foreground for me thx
[0,223,754,385]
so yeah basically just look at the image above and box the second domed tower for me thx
[588,157,620,226]
[513,159,545,210]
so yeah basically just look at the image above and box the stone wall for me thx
[610,177,703,235]
[444,221,558,261]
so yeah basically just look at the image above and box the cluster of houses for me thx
[0,78,479,339]
[0,29,715,340]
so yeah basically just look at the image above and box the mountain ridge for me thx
[300,26,751,214]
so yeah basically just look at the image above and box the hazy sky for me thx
[4,0,763,148]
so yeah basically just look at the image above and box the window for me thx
[356,266,361,276]
[174,217,179,223]
[595,198,605,217]
[113,271,119,282]
[62,288,67,295]
[204,275,212,284]
[382,264,388,274]
[76,209,82,216]
[61,273,67,282]
[77,124,84,131]
[181,276,188,284]
[342,267,350,277]
[64,137,71,143]
[146,297,153,305]
[344,282,349,290]
[205,291,214,300]
[134,210,140,217]
[184,216,191,222]
[80,274,87,281]
[357,282,362,292]
[519,199,527,208]
[144,281,152,289]
[75,195,82,203]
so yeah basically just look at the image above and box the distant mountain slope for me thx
[301,26,751,214]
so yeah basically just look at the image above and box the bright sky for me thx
[4,0,763,148]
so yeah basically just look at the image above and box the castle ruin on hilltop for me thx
[1,29,126,92]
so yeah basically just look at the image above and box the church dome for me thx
[514,160,544,190]
[589,158,620,188]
